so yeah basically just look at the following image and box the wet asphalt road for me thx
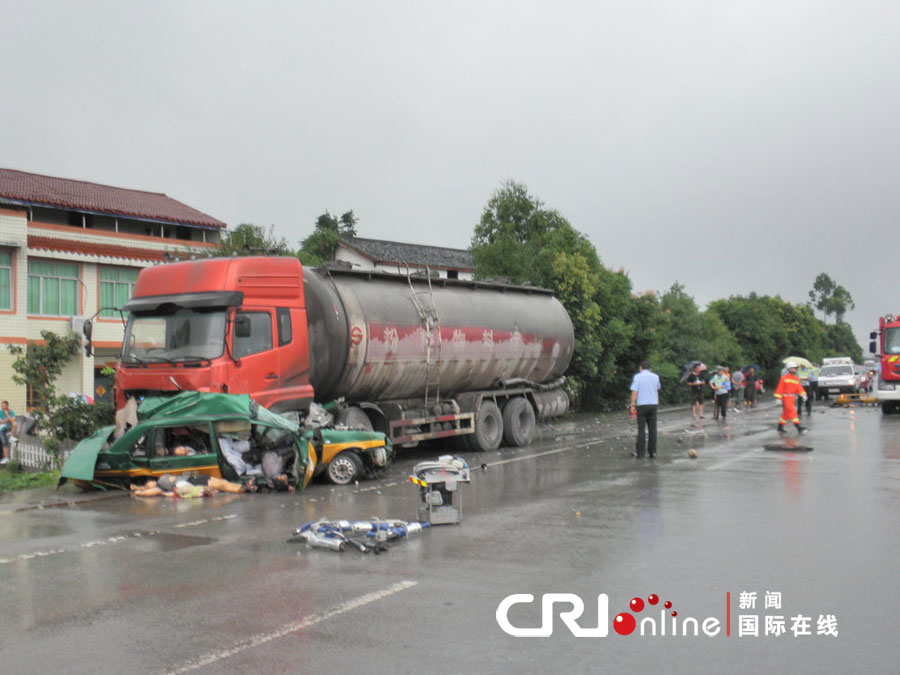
[1,399,898,674]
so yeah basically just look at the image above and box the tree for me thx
[472,180,644,410]
[7,330,82,415]
[5,331,112,467]
[298,210,359,266]
[199,223,293,258]
[808,273,855,324]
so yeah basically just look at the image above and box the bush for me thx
[41,397,115,466]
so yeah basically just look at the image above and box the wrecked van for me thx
[59,392,392,490]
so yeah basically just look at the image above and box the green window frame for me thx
[27,260,79,316]
[99,266,139,318]
[0,250,11,310]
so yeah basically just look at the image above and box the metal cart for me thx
[410,456,471,525]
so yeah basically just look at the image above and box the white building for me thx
[0,168,224,411]
[334,237,475,280]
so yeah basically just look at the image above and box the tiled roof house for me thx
[0,168,225,414]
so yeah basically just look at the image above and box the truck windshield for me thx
[122,309,226,363]
[885,327,900,355]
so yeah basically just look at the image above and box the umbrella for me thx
[783,356,813,369]
[742,363,761,375]
[679,361,707,383]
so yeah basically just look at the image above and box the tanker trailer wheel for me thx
[468,401,503,452]
[502,397,536,447]
[327,451,364,485]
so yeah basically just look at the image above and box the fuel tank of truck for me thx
[303,267,574,403]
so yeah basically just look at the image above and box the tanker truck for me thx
[101,256,574,452]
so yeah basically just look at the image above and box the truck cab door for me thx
[231,309,280,406]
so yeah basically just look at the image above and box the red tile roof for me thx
[0,168,226,228]
[28,235,167,262]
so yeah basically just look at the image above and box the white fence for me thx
[12,436,71,471]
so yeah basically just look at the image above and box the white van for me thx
[818,358,860,398]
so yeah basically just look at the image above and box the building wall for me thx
[0,206,217,411]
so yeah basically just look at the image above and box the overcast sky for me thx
[3,0,898,349]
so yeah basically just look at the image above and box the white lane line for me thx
[163,580,419,674]
[0,514,237,564]
[487,440,601,468]
[174,514,236,528]
[704,450,760,472]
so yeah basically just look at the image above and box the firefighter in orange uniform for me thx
[775,361,808,435]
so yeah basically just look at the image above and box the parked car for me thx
[817,363,861,398]
[59,392,392,490]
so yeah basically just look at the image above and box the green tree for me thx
[298,210,359,266]
[472,180,650,410]
[651,284,743,403]
[809,273,855,324]
[6,331,104,467]
[198,223,293,258]
[7,330,82,415]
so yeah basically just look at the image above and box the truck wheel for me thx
[468,401,503,452]
[502,397,536,447]
[327,451,363,485]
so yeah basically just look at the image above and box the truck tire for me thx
[327,451,363,485]
[502,397,536,447]
[468,400,503,452]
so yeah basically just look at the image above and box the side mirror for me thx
[234,315,251,338]
[83,318,93,357]
[870,340,877,354]
[870,331,877,340]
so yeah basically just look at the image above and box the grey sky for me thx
[3,0,898,349]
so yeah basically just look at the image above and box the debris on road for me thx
[289,518,430,553]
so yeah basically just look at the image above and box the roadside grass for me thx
[0,467,60,492]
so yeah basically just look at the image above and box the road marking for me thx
[0,514,237,564]
[704,449,760,472]
[163,580,419,674]
[488,440,601,467]
[174,514,236,528]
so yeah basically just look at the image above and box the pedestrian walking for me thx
[731,367,745,410]
[809,364,820,402]
[775,361,807,435]
[686,365,706,420]
[629,360,661,459]
[744,367,758,408]
[709,367,731,420]
[796,364,812,417]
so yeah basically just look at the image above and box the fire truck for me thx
[869,315,900,413]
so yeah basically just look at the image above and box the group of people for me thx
[629,357,813,458]
[685,364,763,422]
[129,429,296,498]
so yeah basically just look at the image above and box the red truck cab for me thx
[870,314,900,414]
[116,257,312,413]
